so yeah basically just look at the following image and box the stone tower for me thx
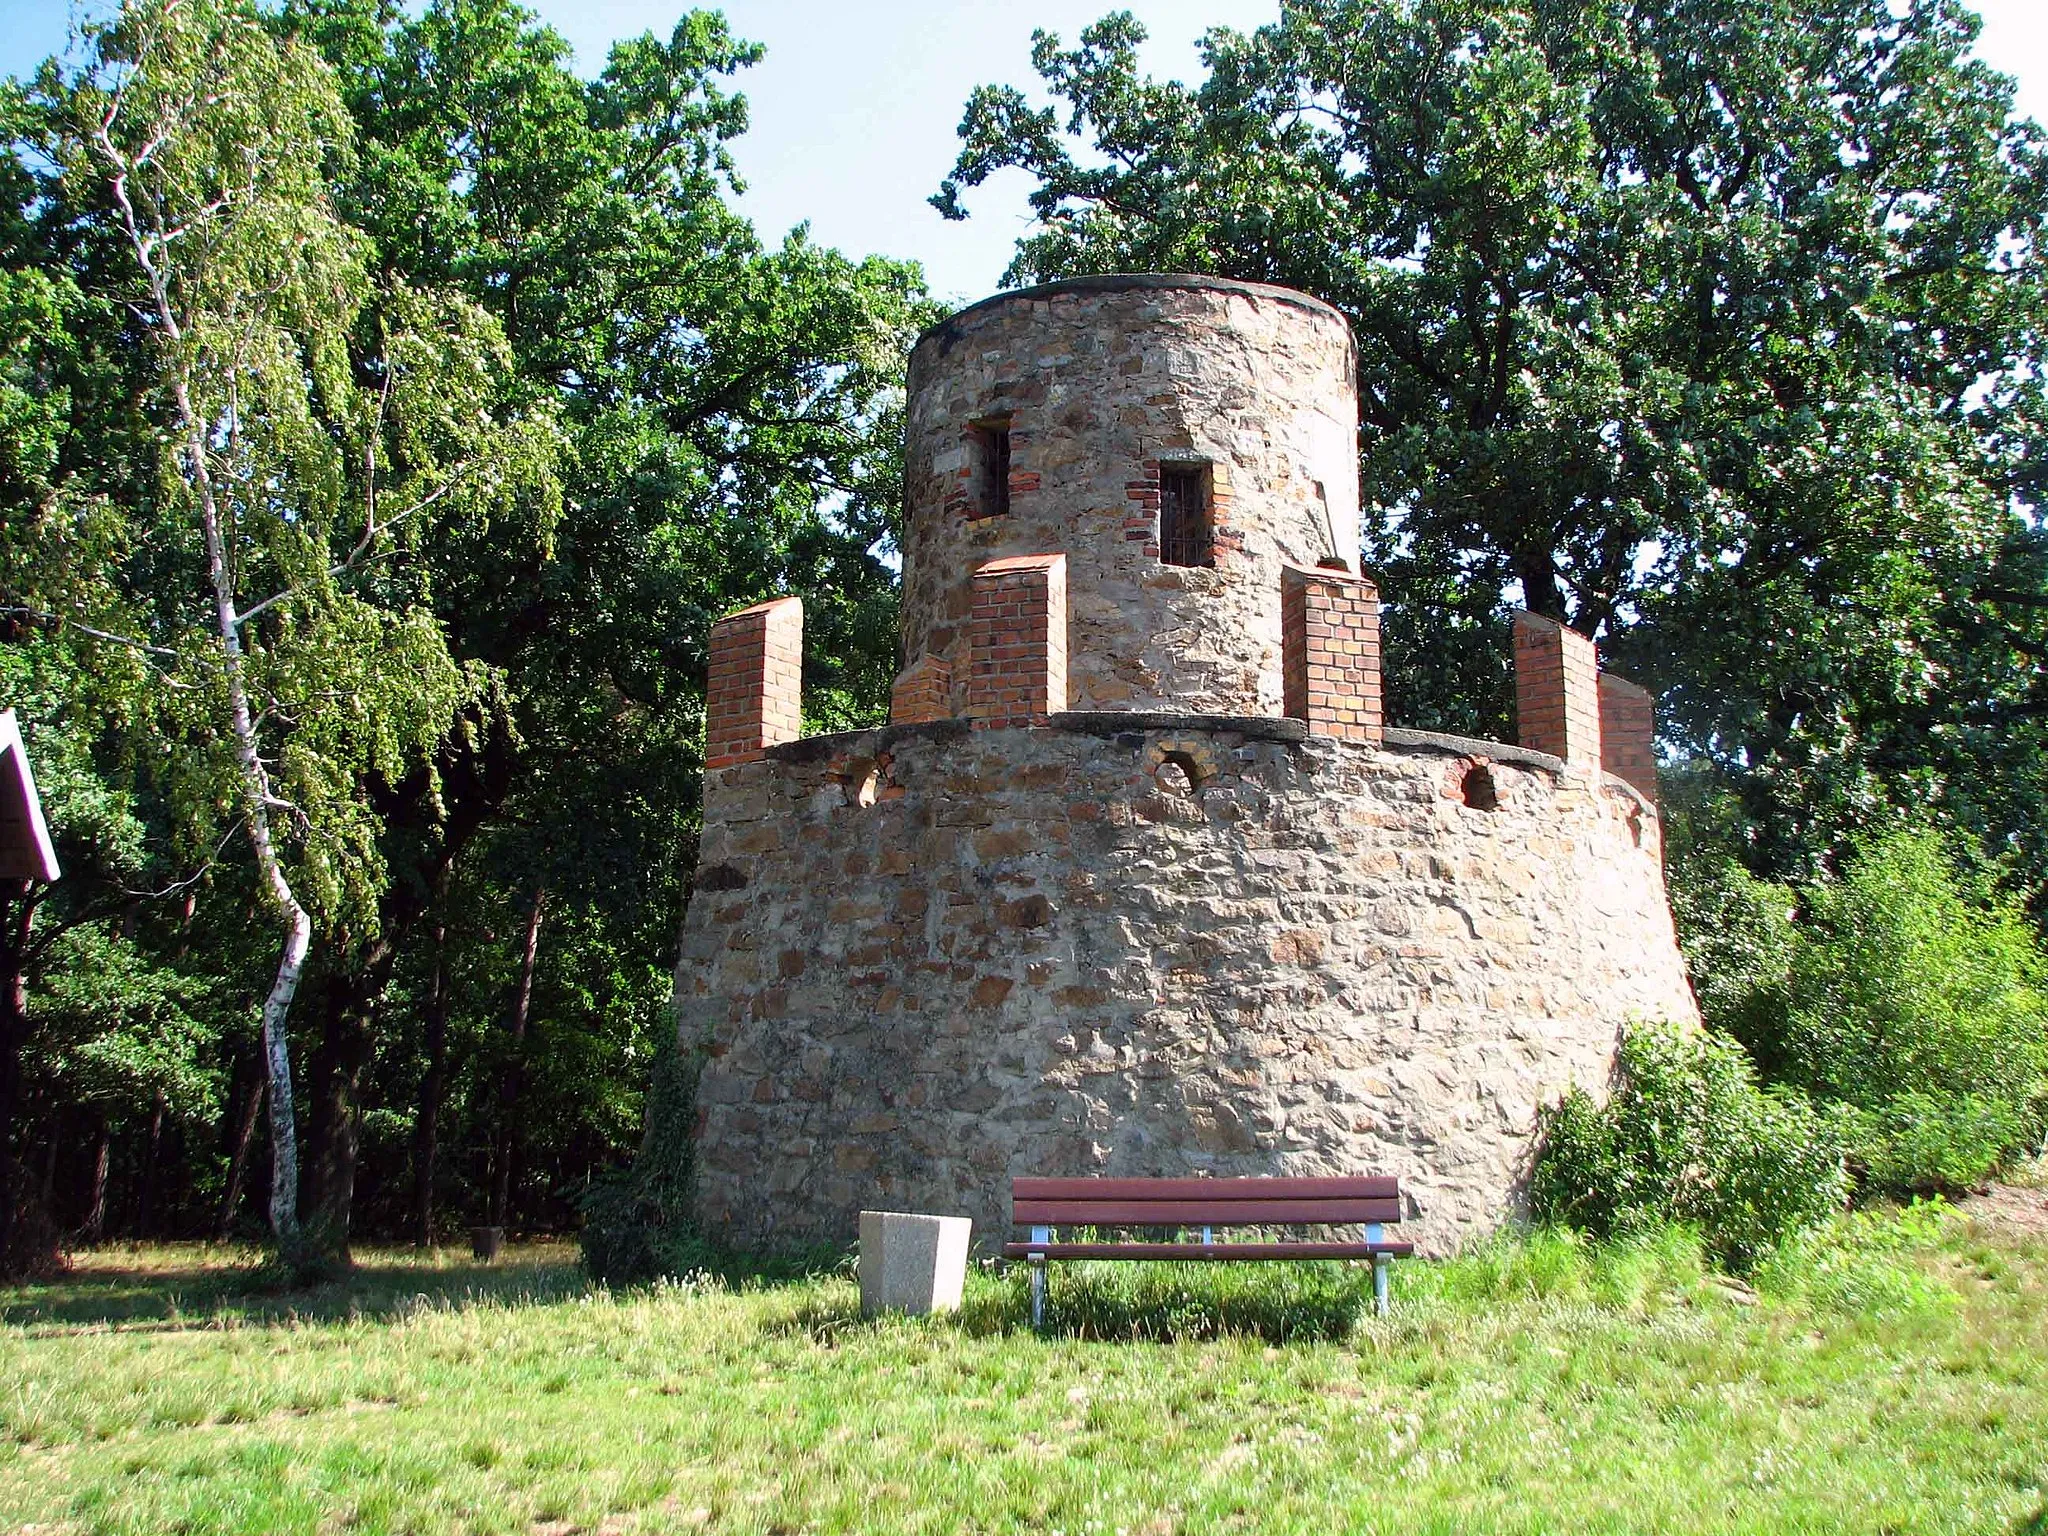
[675,274,1697,1256]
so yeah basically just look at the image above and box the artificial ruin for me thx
[674,274,1698,1256]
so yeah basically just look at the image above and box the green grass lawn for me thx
[0,1210,2043,1535]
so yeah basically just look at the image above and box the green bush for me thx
[1668,852,1798,1049]
[1781,832,2046,1104]
[1530,1023,1847,1270]
[1775,830,2048,1192]
[1845,1091,2031,1198]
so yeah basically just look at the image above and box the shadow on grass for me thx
[761,1261,1377,1345]
[0,1242,593,1331]
[2010,1499,2048,1536]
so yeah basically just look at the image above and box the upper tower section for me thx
[896,274,1360,719]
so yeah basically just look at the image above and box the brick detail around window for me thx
[967,553,1067,727]
[1281,564,1382,743]
[889,653,954,725]
[705,596,803,770]
[1121,459,1239,561]
[1598,672,1657,803]
[945,423,1031,521]
[1512,611,1601,770]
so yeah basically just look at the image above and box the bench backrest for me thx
[1012,1176,1400,1230]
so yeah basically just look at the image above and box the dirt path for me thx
[1959,1182,2048,1240]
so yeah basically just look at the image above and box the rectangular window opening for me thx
[1159,464,1214,568]
[971,422,1011,519]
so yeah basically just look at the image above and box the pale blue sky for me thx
[6,0,2046,303]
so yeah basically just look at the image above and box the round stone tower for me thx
[674,275,1697,1258]
[897,275,1360,718]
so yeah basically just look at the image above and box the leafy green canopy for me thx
[2,0,937,1249]
[15,0,564,932]
[935,0,2048,887]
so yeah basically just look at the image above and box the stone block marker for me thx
[705,596,803,770]
[1599,672,1658,803]
[1282,564,1383,744]
[858,1211,972,1317]
[968,553,1067,727]
[1513,610,1602,770]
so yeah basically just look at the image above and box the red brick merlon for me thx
[889,653,953,725]
[968,553,1067,727]
[1512,610,1602,771]
[1598,671,1658,804]
[1282,564,1382,744]
[705,596,804,770]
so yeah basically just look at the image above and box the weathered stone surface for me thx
[897,275,1360,719]
[680,723,1697,1258]
[858,1210,972,1316]
[676,273,1696,1263]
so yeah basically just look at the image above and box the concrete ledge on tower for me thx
[705,596,804,770]
[1513,611,1601,771]
[1282,564,1382,744]
[968,553,1068,727]
[1599,672,1658,804]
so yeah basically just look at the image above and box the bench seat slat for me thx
[1013,1176,1397,1202]
[1002,1241,1416,1261]
[1013,1198,1401,1226]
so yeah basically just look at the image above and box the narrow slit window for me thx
[1159,464,1213,568]
[971,423,1011,519]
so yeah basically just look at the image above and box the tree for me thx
[4,0,930,1257]
[268,0,931,1242]
[21,0,560,1256]
[934,0,2048,889]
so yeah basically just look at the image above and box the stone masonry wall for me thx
[678,720,1698,1258]
[898,276,1361,720]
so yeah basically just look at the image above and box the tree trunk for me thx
[305,951,386,1263]
[490,887,545,1231]
[136,1091,165,1238]
[1517,544,1567,624]
[216,1066,264,1242]
[0,882,36,1265]
[77,1116,110,1245]
[411,864,454,1246]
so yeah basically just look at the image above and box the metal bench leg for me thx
[1368,1222,1390,1317]
[1029,1225,1049,1330]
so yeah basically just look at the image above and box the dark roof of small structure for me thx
[0,709,60,883]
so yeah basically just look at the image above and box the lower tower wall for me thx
[677,717,1697,1257]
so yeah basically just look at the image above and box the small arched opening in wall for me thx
[1155,749,1209,796]
[1460,763,1499,812]
[839,757,882,808]
[1148,739,1221,796]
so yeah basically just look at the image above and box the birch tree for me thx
[27,0,560,1256]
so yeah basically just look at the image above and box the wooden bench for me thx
[1003,1175,1414,1326]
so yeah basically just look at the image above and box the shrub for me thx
[1530,1022,1847,1270]
[1846,1091,2030,1198]
[1668,852,1798,1049]
[1775,830,2048,1192]
[1782,831,2046,1105]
